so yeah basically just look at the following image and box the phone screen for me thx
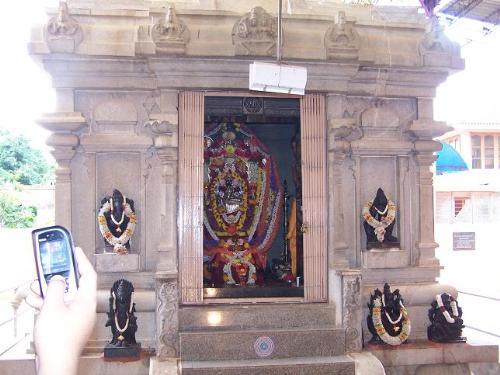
[39,237,71,281]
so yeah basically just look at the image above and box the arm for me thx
[31,247,97,375]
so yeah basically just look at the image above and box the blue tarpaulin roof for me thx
[436,142,469,175]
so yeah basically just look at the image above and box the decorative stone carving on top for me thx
[232,7,278,56]
[44,1,83,53]
[325,11,360,60]
[330,118,363,143]
[151,5,190,55]
[419,16,455,67]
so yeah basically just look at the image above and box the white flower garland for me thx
[372,294,411,346]
[362,199,397,242]
[436,293,459,324]
[222,251,256,285]
[98,201,137,254]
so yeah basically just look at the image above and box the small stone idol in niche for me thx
[367,283,411,346]
[362,188,398,249]
[98,189,136,254]
[428,293,466,343]
[104,279,141,359]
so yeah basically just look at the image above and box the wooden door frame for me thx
[179,91,327,305]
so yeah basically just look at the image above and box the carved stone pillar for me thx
[328,118,363,269]
[408,119,451,266]
[145,116,178,273]
[338,269,362,352]
[37,112,87,229]
[155,274,179,359]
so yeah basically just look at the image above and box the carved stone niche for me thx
[151,5,190,55]
[93,100,138,134]
[360,102,400,140]
[44,1,83,53]
[325,11,360,61]
[232,7,278,56]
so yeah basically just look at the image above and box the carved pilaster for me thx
[38,112,87,229]
[407,119,451,267]
[325,11,360,61]
[338,270,362,352]
[44,1,83,53]
[232,7,277,56]
[156,275,179,359]
[329,118,363,269]
[145,114,178,273]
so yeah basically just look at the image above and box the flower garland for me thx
[362,199,397,242]
[372,294,411,346]
[436,293,459,324]
[98,200,136,254]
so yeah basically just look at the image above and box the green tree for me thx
[0,131,52,185]
[0,192,37,228]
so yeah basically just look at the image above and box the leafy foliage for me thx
[0,192,37,228]
[0,132,52,185]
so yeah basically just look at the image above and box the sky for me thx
[0,1,499,157]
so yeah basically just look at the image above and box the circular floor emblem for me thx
[254,336,274,357]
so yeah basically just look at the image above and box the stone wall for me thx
[29,0,469,369]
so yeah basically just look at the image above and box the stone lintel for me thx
[95,253,140,273]
[362,248,408,269]
[80,134,153,152]
[362,266,441,285]
[35,56,450,98]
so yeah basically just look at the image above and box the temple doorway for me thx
[202,96,304,299]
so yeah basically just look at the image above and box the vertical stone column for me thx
[37,112,87,229]
[328,118,363,269]
[146,116,178,273]
[408,116,451,266]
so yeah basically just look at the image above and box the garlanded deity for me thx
[428,293,466,343]
[362,188,398,249]
[367,283,411,346]
[98,189,136,254]
[104,279,140,358]
[203,122,283,286]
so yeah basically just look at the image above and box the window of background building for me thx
[471,133,499,169]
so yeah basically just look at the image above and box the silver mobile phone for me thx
[32,225,79,301]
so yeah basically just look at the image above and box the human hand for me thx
[26,247,97,375]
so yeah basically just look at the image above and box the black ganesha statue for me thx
[98,189,136,254]
[367,283,411,346]
[428,293,466,343]
[362,188,399,249]
[104,279,140,358]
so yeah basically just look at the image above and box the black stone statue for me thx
[98,189,136,254]
[367,283,410,345]
[363,188,399,249]
[428,293,466,343]
[104,279,141,358]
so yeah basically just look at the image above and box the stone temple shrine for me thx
[19,0,499,374]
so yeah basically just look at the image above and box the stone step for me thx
[180,327,345,361]
[181,355,355,375]
[0,354,151,375]
[179,303,336,331]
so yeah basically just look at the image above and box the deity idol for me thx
[203,122,283,286]
[97,189,136,254]
[428,293,466,343]
[367,283,411,346]
[362,188,398,249]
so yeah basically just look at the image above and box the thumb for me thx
[44,275,66,308]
